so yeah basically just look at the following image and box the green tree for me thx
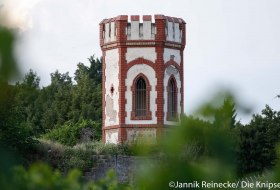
[70,56,102,139]
[0,83,35,153]
[88,55,102,84]
[238,105,280,174]
[74,55,102,85]
[14,70,42,134]
[72,63,102,122]
[41,71,73,130]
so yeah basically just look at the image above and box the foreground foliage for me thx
[0,158,130,190]
[134,104,280,189]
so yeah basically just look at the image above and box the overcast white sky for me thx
[1,0,280,123]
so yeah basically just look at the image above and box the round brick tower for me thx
[100,15,186,144]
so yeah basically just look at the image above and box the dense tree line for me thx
[20,56,101,134]
[3,60,280,176]
[237,105,280,174]
[204,98,280,175]
[1,54,102,155]
[186,98,280,176]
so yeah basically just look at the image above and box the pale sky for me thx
[1,0,280,123]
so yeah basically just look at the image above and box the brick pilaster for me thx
[155,15,166,126]
[116,15,128,142]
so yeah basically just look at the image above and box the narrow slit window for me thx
[109,23,111,37]
[172,22,175,40]
[151,23,156,38]
[139,23,143,38]
[166,22,168,37]
[127,23,131,38]
[114,23,116,36]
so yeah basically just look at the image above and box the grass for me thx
[73,141,132,155]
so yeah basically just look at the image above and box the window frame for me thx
[167,75,178,121]
[131,73,152,120]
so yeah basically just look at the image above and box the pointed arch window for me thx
[135,77,146,116]
[131,74,152,120]
[167,76,178,121]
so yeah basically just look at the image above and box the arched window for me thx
[167,77,177,121]
[131,74,152,120]
[135,77,146,116]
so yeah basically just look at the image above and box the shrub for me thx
[33,139,93,173]
[43,120,100,146]
[60,147,93,173]
[74,141,132,155]
[33,140,133,173]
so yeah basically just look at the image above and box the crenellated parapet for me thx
[99,15,186,50]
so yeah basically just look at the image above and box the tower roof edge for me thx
[116,15,128,21]
[154,14,166,20]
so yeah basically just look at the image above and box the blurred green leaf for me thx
[0,27,19,82]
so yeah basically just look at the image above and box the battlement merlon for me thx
[99,15,186,49]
